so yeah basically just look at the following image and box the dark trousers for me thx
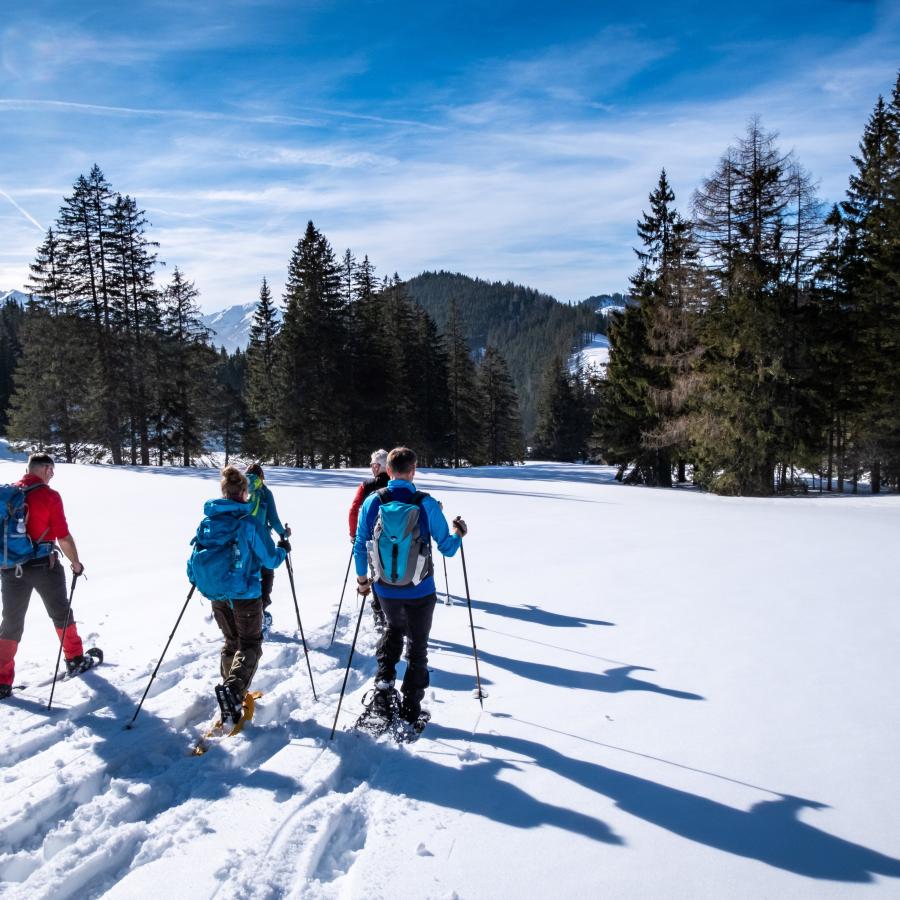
[0,559,83,684]
[261,568,275,609]
[212,598,263,696]
[375,593,437,707]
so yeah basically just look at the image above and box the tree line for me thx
[536,74,900,495]
[5,174,525,468]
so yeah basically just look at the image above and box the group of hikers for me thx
[0,447,467,736]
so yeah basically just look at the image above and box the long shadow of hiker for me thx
[318,721,621,846]
[464,596,614,629]
[430,638,704,701]
[428,725,900,883]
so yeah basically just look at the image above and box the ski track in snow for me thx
[1,459,899,899]
[0,590,403,900]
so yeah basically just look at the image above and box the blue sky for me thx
[1,0,898,310]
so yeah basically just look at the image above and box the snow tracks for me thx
[0,602,439,899]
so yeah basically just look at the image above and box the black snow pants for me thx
[375,592,437,709]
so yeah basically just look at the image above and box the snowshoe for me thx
[393,709,431,744]
[65,647,103,678]
[215,682,244,726]
[353,686,400,737]
[193,690,263,755]
[262,610,273,641]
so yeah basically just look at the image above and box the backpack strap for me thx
[376,487,392,503]
[409,491,429,506]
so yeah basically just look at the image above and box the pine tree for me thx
[108,194,160,465]
[158,268,212,466]
[478,345,524,465]
[275,221,346,466]
[209,347,247,465]
[838,82,900,491]
[690,120,823,494]
[444,299,483,466]
[534,356,590,462]
[56,165,125,462]
[244,277,281,461]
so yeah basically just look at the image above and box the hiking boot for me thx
[262,610,273,641]
[215,682,244,725]
[65,647,103,677]
[0,684,11,700]
[365,680,397,719]
[399,696,422,724]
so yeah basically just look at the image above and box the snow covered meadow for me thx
[1,457,898,899]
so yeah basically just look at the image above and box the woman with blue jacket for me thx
[190,465,288,722]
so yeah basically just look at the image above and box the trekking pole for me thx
[284,549,318,701]
[330,588,368,740]
[442,555,452,606]
[329,549,354,648]
[459,542,485,707]
[126,584,196,728]
[48,570,81,710]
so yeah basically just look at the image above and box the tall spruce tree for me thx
[534,357,591,462]
[478,345,524,465]
[690,120,823,494]
[838,82,900,491]
[244,277,281,461]
[444,299,483,466]
[56,165,125,462]
[158,268,212,466]
[275,221,346,466]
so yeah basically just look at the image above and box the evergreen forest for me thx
[2,73,899,495]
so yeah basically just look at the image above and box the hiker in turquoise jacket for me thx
[354,446,467,725]
[246,463,290,635]
[190,465,288,719]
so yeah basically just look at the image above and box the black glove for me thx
[283,526,292,539]
[453,516,468,537]
[278,538,292,553]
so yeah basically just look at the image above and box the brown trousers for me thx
[212,598,263,696]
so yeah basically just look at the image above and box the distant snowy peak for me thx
[201,301,282,354]
[0,289,30,306]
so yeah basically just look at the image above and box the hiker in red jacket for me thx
[348,449,389,630]
[0,453,93,698]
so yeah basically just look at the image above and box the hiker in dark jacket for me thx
[246,463,289,635]
[354,446,467,724]
[348,449,389,630]
[0,453,93,698]
[192,465,288,719]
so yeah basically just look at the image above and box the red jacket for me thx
[348,471,389,537]
[17,473,70,543]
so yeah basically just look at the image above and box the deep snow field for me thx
[0,457,898,900]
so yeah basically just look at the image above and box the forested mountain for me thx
[405,272,599,435]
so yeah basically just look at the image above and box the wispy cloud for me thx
[0,1,897,310]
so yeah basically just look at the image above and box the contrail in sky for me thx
[0,187,44,232]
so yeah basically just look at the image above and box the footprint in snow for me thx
[416,843,434,857]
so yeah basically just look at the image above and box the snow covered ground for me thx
[1,460,898,899]
[573,332,610,375]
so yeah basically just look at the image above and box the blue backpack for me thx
[1,482,48,570]
[187,513,255,601]
[372,489,433,586]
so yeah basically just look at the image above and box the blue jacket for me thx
[247,475,286,537]
[354,478,461,599]
[192,498,286,601]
